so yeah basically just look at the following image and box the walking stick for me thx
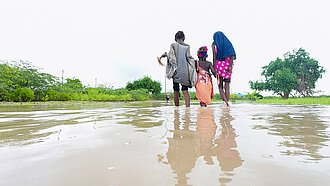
[157,52,167,66]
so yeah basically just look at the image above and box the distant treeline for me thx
[0,61,154,102]
[1,60,328,104]
[0,60,275,103]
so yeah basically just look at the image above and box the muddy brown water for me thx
[0,102,330,186]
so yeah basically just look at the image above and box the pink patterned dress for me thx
[214,45,234,79]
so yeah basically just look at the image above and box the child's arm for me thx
[161,52,167,58]
[195,60,199,73]
[209,62,216,77]
[168,43,177,65]
[186,46,195,61]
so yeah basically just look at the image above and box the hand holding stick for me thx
[157,52,167,66]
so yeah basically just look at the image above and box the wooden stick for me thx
[157,57,165,66]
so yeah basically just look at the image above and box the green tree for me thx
[62,78,84,93]
[0,60,57,101]
[250,48,325,99]
[126,76,161,94]
[284,48,326,96]
[0,63,18,101]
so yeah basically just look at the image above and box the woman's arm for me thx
[230,55,234,67]
[226,55,235,74]
[212,44,216,69]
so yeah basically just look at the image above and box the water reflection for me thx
[0,102,165,147]
[117,107,164,128]
[253,109,329,161]
[0,104,122,147]
[159,107,243,185]
[217,108,243,185]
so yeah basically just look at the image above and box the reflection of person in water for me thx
[160,108,198,186]
[158,107,243,185]
[196,107,217,165]
[158,108,218,185]
[215,108,243,185]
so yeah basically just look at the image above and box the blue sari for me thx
[213,31,236,61]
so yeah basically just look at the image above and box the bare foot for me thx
[200,103,207,107]
[222,102,230,108]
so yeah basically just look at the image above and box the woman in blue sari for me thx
[212,31,236,106]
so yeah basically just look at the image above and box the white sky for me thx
[1,0,329,95]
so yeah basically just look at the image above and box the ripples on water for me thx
[0,102,330,185]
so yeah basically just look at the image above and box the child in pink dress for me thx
[212,31,236,106]
[195,46,216,107]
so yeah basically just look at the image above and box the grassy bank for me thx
[154,93,330,105]
[2,91,330,106]
[253,97,330,105]
[0,101,108,106]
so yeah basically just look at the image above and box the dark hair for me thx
[175,31,185,42]
[197,46,208,60]
[198,46,206,52]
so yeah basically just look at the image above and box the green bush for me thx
[213,93,221,100]
[71,90,144,102]
[153,92,173,100]
[126,76,161,94]
[34,90,49,101]
[47,89,72,101]
[230,94,242,100]
[11,88,34,102]
[129,89,149,101]
[247,91,263,100]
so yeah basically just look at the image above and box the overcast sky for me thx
[1,0,329,95]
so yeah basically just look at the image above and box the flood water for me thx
[0,102,330,186]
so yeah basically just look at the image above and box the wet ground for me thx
[0,102,330,186]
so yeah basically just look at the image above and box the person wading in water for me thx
[212,31,236,107]
[159,31,197,107]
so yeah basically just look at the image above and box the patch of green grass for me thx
[254,97,330,105]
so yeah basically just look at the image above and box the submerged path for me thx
[0,102,330,186]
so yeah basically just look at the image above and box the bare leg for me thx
[182,90,190,107]
[218,78,229,106]
[174,91,179,106]
[225,82,230,101]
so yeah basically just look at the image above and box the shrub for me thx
[247,91,263,100]
[126,76,161,94]
[230,94,242,100]
[11,88,34,102]
[47,89,72,101]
